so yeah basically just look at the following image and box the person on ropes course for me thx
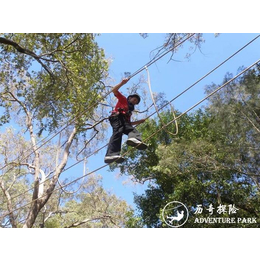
[104,78,147,164]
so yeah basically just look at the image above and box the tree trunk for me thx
[23,127,77,228]
[0,180,17,228]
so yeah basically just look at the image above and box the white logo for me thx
[162,201,189,228]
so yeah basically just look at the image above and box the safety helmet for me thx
[128,93,141,104]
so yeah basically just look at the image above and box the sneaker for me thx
[104,155,125,164]
[126,138,147,150]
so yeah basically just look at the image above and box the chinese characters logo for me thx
[194,204,239,215]
[193,204,256,224]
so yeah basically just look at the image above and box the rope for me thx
[2,57,259,223]
[57,158,87,195]
[145,65,178,136]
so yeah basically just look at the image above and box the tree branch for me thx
[0,37,54,79]
[65,215,113,228]
[39,35,81,58]
[43,210,72,224]
[0,179,17,228]
[33,127,78,216]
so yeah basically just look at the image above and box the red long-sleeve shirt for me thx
[112,91,131,121]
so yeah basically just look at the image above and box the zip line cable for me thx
[0,34,195,175]
[1,34,259,208]
[1,57,259,223]
[142,34,260,125]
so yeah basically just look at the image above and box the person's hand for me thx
[112,78,130,94]
[139,118,146,124]
[131,118,147,126]
[121,78,129,85]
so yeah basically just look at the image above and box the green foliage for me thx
[0,33,108,132]
[42,175,133,228]
[0,169,133,228]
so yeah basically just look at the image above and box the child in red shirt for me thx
[104,78,147,164]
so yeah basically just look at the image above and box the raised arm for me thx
[112,78,129,95]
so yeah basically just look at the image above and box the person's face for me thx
[129,97,139,105]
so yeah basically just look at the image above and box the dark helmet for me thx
[128,93,141,104]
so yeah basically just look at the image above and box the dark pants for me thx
[106,114,142,156]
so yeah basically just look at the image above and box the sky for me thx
[64,33,260,210]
